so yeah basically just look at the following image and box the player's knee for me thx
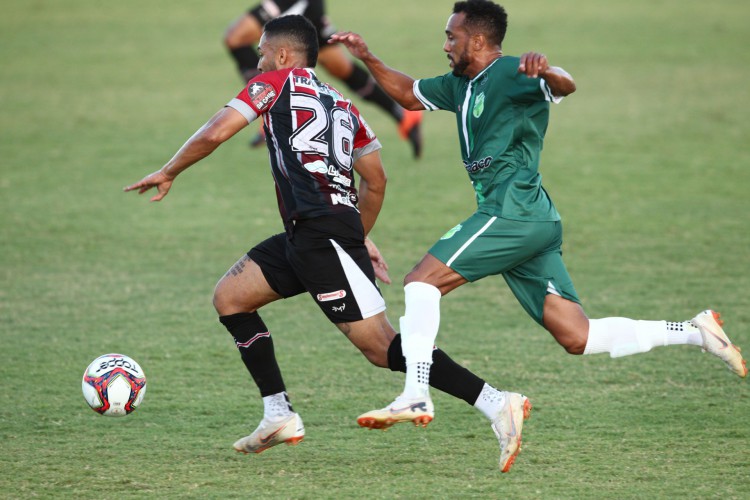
[361,348,388,368]
[559,330,587,355]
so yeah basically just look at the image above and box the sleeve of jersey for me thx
[539,78,563,104]
[351,106,382,163]
[225,73,284,123]
[413,74,456,112]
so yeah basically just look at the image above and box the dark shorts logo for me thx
[317,290,347,302]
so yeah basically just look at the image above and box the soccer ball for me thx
[82,353,147,417]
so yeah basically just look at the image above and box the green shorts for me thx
[428,212,580,325]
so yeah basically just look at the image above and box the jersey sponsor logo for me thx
[317,290,347,302]
[293,75,315,88]
[328,165,352,187]
[463,155,493,173]
[440,223,463,240]
[303,160,328,174]
[473,92,485,118]
[332,304,346,313]
[331,192,356,208]
[248,82,277,111]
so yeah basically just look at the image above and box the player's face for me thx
[444,13,471,76]
[257,33,278,73]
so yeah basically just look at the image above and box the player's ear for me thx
[471,33,486,51]
[277,47,288,66]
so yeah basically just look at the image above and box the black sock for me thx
[219,312,286,397]
[387,334,485,405]
[343,64,403,121]
[229,46,261,82]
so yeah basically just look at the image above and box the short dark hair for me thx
[453,0,508,48]
[264,14,319,67]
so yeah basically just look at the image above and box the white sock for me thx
[263,392,294,420]
[400,282,441,399]
[473,383,506,420]
[584,318,703,357]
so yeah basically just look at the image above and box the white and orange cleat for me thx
[233,413,305,454]
[492,392,532,473]
[691,310,747,377]
[356,395,434,430]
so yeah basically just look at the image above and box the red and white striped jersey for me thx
[226,67,381,227]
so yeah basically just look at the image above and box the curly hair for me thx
[453,0,508,48]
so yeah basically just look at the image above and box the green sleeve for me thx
[414,73,458,112]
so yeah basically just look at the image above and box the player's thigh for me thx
[318,46,354,79]
[224,13,263,47]
[214,233,306,314]
[286,216,386,324]
[428,213,556,282]
[503,231,581,326]
[213,255,280,315]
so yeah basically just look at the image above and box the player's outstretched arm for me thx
[123,107,249,201]
[518,52,576,97]
[330,31,424,111]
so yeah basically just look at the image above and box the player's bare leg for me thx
[214,255,306,454]
[543,295,747,377]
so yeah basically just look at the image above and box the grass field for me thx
[2,0,749,498]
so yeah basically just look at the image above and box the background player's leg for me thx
[224,13,264,82]
[319,45,423,158]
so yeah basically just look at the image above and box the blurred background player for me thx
[224,0,424,157]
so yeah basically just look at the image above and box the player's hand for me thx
[365,237,391,284]
[330,31,371,61]
[518,52,549,78]
[123,170,174,202]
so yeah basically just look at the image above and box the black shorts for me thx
[248,213,385,323]
[248,0,336,47]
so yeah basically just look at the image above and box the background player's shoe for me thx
[491,392,532,473]
[233,413,305,454]
[356,394,434,430]
[691,310,748,377]
[249,126,266,148]
[398,109,423,159]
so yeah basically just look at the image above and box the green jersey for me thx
[414,56,561,221]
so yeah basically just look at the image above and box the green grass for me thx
[2,0,749,498]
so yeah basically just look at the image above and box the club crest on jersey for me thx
[248,82,276,111]
[473,92,485,118]
[317,290,347,302]
[440,223,463,240]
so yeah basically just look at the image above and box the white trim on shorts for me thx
[445,216,497,268]
[329,239,386,319]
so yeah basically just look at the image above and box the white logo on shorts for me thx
[332,304,346,312]
[317,290,347,302]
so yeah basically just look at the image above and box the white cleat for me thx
[491,392,532,473]
[356,395,434,430]
[691,310,747,378]
[233,413,305,454]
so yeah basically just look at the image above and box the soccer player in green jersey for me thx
[333,0,747,472]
